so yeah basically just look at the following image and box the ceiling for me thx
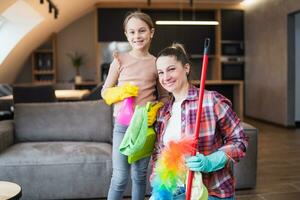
[94,0,244,3]
[0,0,245,83]
[93,0,245,7]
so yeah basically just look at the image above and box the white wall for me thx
[245,0,300,126]
[56,10,97,83]
[0,0,97,83]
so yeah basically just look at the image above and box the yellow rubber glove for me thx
[103,82,139,105]
[147,101,164,126]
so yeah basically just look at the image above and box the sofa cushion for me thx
[0,141,111,166]
[0,141,112,199]
[14,100,112,143]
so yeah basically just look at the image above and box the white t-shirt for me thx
[163,100,183,145]
[162,99,187,190]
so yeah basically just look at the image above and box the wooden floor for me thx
[235,118,300,200]
[121,118,300,200]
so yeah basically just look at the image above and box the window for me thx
[0,16,5,30]
[0,0,44,64]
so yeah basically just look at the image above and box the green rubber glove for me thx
[185,151,228,173]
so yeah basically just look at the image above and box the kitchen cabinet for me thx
[192,80,244,120]
[98,9,134,42]
[146,9,216,55]
[97,7,244,118]
[220,9,245,81]
[221,9,244,41]
[98,8,216,55]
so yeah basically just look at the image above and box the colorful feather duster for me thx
[151,137,196,200]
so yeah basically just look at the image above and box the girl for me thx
[151,43,248,200]
[101,11,168,200]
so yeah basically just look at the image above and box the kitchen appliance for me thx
[221,41,244,56]
[221,56,244,80]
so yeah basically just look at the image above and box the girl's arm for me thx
[101,57,120,99]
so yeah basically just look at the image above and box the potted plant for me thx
[67,51,85,84]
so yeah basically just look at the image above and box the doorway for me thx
[288,11,300,127]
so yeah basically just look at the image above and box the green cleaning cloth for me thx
[128,126,156,164]
[119,105,148,156]
[119,102,157,164]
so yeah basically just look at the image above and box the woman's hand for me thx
[149,172,155,183]
[185,151,228,173]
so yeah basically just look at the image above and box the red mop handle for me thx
[185,38,210,200]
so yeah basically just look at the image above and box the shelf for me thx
[32,34,56,84]
[75,81,98,90]
[33,70,55,75]
[34,49,53,53]
[191,80,243,85]
[192,80,243,120]
[221,40,244,44]
[75,81,97,86]
[190,54,216,59]
[31,80,55,84]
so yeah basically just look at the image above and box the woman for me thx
[152,43,248,200]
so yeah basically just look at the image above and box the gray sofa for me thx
[234,122,258,189]
[0,100,257,199]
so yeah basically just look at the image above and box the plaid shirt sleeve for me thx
[213,92,249,163]
[152,119,161,164]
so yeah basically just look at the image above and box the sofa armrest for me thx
[234,122,258,189]
[0,120,14,153]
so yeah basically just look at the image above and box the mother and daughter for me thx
[101,11,248,200]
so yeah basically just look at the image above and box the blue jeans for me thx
[172,194,234,200]
[107,122,151,200]
[209,196,234,200]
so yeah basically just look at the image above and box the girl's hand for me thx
[147,102,164,126]
[102,82,139,105]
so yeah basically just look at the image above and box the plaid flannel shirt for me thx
[152,84,248,198]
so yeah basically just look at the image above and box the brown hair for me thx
[156,43,191,79]
[123,11,154,31]
[157,43,191,66]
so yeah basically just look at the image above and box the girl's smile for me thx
[125,17,154,53]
